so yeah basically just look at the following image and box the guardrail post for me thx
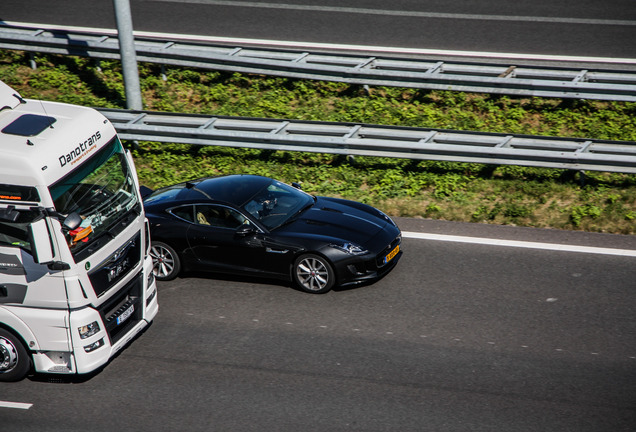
[112,0,143,110]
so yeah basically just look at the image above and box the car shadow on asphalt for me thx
[179,271,381,294]
[181,270,294,289]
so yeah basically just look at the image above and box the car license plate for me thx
[117,305,134,325]
[384,244,400,264]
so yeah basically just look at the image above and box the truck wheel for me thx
[150,241,181,281]
[0,328,31,382]
[293,254,335,294]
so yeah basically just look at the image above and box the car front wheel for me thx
[293,254,335,294]
[0,328,31,382]
[150,241,181,281]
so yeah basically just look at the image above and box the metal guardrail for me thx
[2,24,636,101]
[100,108,636,174]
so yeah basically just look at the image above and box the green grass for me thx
[2,51,635,234]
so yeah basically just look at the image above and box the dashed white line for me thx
[0,401,33,410]
[402,231,636,257]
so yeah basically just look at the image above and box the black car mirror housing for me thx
[236,225,256,236]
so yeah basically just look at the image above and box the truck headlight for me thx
[78,321,100,339]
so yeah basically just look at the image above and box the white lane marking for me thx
[402,231,636,257]
[0,401,33,410]
[6,21,636,65]
[152,1,636,27]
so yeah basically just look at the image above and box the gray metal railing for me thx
[2,23,636,101]
[100,108,636,174]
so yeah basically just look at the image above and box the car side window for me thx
[195,204,248,229]
[170,205,195,223]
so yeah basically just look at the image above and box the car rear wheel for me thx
[0,328,31,382]
[150,241,181,281]
[293,254,335,294]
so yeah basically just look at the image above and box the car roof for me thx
[146,174,272,207]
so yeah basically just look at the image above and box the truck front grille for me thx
[98,271,143,345]
[88,232,142,297]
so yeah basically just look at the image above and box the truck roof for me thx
[0,83,118,202]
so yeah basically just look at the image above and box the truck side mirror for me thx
[63,212,82,231]
[27,218,55,264]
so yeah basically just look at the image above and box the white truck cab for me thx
[0,80,158,381]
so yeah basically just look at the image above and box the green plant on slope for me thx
[2,50,635,234]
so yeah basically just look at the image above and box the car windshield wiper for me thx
[273,199,315,230]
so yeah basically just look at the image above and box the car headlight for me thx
[329,242,368,255]
[78,321,100,339]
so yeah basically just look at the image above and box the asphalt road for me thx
[2,0,636,58]
[1,2,635,430]
[2,219,635,431]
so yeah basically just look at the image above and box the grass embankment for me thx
[1,51,635,234]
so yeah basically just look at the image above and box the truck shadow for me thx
[27,321,154,384]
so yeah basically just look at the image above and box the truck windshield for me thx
[49,137,138,256]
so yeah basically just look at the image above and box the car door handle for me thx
[265,247,289,254]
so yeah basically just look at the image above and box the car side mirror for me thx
[235,224,256,237]
[139,185,154,199]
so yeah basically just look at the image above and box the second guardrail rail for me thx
[99,108,636,174]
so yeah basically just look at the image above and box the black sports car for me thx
[142,175,402,293]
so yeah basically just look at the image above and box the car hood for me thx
[277,197,390,246]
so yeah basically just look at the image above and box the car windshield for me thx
[49,137,138,256]
[241,180,314,230]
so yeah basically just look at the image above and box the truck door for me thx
[0,211,70,316]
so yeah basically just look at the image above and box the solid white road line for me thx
[5,21,636,65]
[402,231,636,257]
[0,401,33,410]
[156,1,636,27]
